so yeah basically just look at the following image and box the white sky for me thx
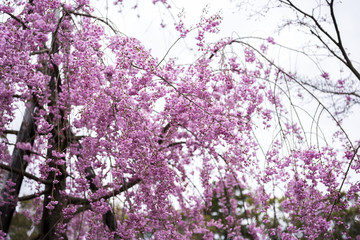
[92,0,360,61]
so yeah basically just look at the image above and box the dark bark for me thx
[0,101,36,233]
[35,11,71,238]
[81,143,121,238]
[84,164,118,234]
[37,60,69,240]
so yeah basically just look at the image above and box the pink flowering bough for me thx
[0,0,359,239]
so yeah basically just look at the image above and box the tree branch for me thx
[68,178,142,205]
[301,81,360,98]
[282,0,360,81]
[310,29,347,66]
[30,48,50,56]
[282,0,338,46]
[3,130,19,135]
[18,190,51,201]
[5,12,28,29]
[328,0,360,81]
[0,163,52,185]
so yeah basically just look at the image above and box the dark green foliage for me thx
[204,186,255,239]
[8,213,32,240]
[7,200,39,240]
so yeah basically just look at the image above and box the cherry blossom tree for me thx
[0,0,359,239]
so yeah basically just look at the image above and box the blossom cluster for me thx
[0,0,359,239]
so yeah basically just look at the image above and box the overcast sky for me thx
[92,0,360,62]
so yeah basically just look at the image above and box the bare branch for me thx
[328,0,360,81]
[30,48,50,56]
[301,81,360,98]
[281,0,360,81]
[283,0,338,44]
[167,141,186,147]
[4,12,28,29]
[310,29,347,66]
[0,163,52,185]
[18,190,51,201]
[3,130,19,135]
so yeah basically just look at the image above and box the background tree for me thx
[0,0,359,239]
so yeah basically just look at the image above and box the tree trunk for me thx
[0,101,36,233]
[36,59,69,239]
